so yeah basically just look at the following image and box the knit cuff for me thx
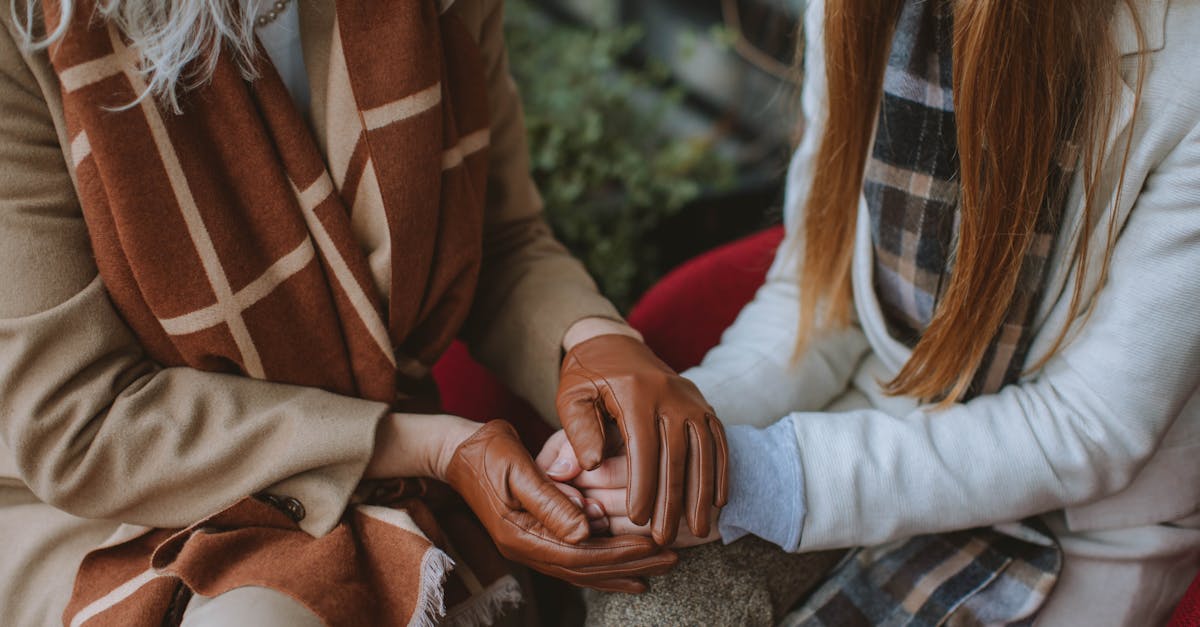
[718,419,807,552]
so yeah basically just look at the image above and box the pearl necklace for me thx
[255,0,292,28]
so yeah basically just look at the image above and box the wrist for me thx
[562,317,642,352]
[364,413,482,481]
[717,421,806,552]
[432,416,485,481]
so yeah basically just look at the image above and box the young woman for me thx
[0,0,729,624]
[542,0,1200,623]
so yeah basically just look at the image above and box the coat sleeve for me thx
[681,237,871,428]
[683,0,870,427]
[457,0,623,425]
[0,25,388,537]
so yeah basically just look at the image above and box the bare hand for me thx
[538,429,722,549]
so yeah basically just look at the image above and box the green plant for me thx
[504,0,735,310]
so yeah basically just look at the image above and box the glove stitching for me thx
[706,412,730,507]
[685,419,704,530]
[654,413,675,542]
[476,465,580,558]
[573,359,623,436]
[456,437,523,524]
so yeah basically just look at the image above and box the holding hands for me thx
[388,330,727,594]
[367,412,678,593]
[552,333,729,547]
[444,421,677,593]
[538,429,724,549]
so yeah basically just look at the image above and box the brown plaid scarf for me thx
[47,1,519,625]
[865,0,1070,394]
[787,1,1067,624]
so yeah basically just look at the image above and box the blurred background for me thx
[503,0,806,310]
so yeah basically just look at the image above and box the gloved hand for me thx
[445,420,678,593]
[556,333,729,546]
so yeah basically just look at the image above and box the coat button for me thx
[257,494,306,523]
[280,497,306,523]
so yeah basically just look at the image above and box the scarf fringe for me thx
[441,575,524,627]
[409,547,455,627]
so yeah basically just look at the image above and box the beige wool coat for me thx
[0,1,621,624]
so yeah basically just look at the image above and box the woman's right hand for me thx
[443,420,678,593]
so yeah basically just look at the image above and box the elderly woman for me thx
[0,0,729,624]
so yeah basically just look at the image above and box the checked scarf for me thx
[49,0,522,625]
[788,1,1069,624]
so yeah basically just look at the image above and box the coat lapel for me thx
[1030,0,1167,337]
[1114,0,1166,56]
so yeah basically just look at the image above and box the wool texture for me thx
[48,0,516,624]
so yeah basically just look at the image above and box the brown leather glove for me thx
[445,420,678,593]
[556,333,729,546]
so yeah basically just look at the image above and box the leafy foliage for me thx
[504,0,735,310]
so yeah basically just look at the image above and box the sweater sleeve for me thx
[457,0,623,425]
[717,422,807,551]
[682,233,870,428]
[790,117,1200,551]
[0,23,388,538]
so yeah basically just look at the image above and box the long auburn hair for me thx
[796,0,1146,403]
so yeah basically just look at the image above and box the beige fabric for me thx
[0,0,619,624]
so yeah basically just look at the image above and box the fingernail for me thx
[550,458,572,475]
[585,503,605,518]
[569,496,584,510]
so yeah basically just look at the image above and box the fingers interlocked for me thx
[445,420,677,592]
[556,334,729,546]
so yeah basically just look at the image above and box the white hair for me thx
[13,0,261,111]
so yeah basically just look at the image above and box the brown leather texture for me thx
[556,334,730,546]
[445,420,678,593]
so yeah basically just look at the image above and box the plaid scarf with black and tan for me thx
[48,0,523,624]
[788,0,1068,624]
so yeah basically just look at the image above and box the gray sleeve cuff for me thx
[717,419,807,552]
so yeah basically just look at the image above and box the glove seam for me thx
[685,420,704,529]
[574,360,625,425]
